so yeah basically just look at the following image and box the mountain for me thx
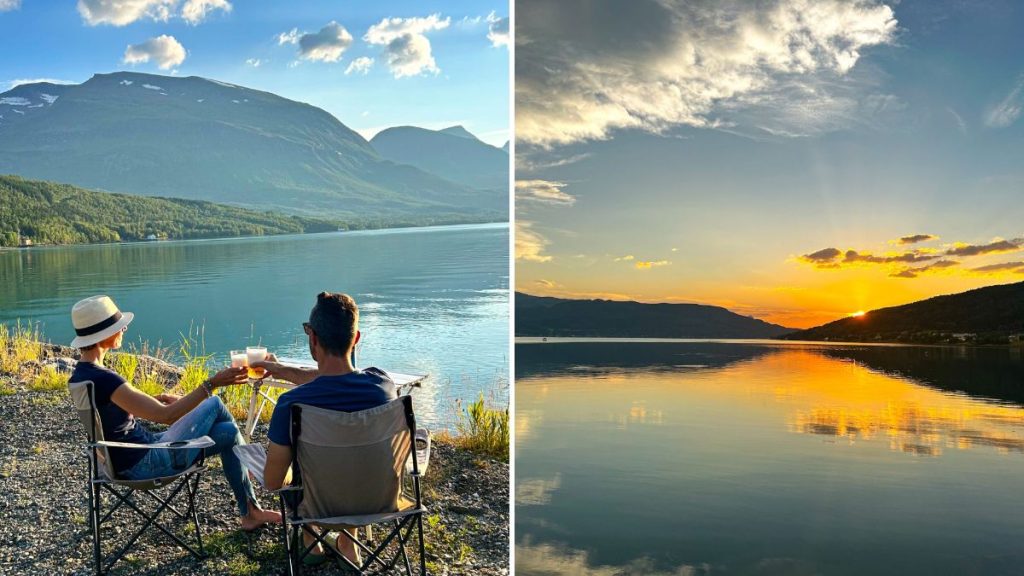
[0,72,505,222]
[438,125,477,140]
[370,125,509,191]
[780,281,1024,344]
[0,175,343,246]
[515,293,794,338]
[502,141,509,152]
[0,82,75,125]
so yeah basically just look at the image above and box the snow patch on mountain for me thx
[0,97,31,106]
[142,84,163,91]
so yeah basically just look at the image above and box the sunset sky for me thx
[515,0,1024,328]
[0,0,509,146]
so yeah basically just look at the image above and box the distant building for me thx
[951,333,976,342]
[19,237,33,247]
[146,234,158,241]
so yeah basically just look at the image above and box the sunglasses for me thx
[302,322,314,335]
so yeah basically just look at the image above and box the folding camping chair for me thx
[274,395,431,575]
[68,380,214,575]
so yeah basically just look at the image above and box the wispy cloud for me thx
[517,0,898,147]
[516,221,553,263]
[123,35,186,70]
[486,11,508,48]
[613,255,634,262]
[245,58,264,68]
[635,260,670,270]
[181,0,230,25]
[345,57,374,75]
[515,180,575,206]
[364,14,450,78]
[77,0,228,26]
[0,0,21,12]
[985,76,1024,128]
[277,28,300,45]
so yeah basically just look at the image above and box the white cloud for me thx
[516,474,562,506]
[364,14,450,78]
[345,57,375,75]
[245,58,264,68]
[516,179,575,206]
[277,27,300,45]
[985,77,1024,129]
[77,0,175,26]
[297,21,353,63]
[486,11,508,48]
[77,0,229,25]
[0,0,21,12]
[516,221,553,263]
[123,35,186,70]
[517,0,899,147]
[181,0,230,25]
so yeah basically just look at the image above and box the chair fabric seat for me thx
[296,503,427,530]
[99,463,206,490]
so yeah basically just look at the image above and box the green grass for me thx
[28,365,68,392]
[453,395,510,459]
[0,322,43,374]
[109,352,139,383]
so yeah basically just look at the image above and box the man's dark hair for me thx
[308,292,359,357]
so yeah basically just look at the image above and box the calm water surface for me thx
[0,224,509,427]
[516,339,1024,575]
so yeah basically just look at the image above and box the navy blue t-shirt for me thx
[70,361,155,473]
[267,367,397,447]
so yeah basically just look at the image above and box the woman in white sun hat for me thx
[68,295,281,531]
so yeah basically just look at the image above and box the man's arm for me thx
[264,441,293,490]
[252,358,318,386]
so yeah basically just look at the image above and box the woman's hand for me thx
[208,366,249,388]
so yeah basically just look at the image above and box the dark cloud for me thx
[969,261,1024,274]
[945,239,1022,257]
[843,250,938,264]
[897,234,937,245]
[890,259,959,279]
[801,247,842,263]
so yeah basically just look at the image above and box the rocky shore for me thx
[0,344,509,575]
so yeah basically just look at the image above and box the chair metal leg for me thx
[279,495,296,576]
[397,520,413,575]
[90,481,103,575]
[186,473,205,556]
[418,514,427,575]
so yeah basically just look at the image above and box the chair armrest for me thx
[93,436,215,450]
[407,429,431,476]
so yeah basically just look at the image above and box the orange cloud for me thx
[634,260,670,270]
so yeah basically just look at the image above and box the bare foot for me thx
[333,532,361,566]
[240,506,283,531]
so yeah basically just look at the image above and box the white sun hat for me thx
[70,295,134,348]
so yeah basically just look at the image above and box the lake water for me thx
[516,339,1024,575]
[0,224,509,427]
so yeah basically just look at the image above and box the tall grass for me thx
[28,365,68,392]
[0,322,43,374]
[454,394,509,459]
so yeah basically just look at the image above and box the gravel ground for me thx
[0,348,508,575]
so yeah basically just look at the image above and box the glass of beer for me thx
[230,350,248,372]
[246,346,267,379]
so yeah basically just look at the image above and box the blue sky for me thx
[516,0,1024,328]
[0,0,510,146]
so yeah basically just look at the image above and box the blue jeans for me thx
[122,396,258,517]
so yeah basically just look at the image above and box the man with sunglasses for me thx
[253,291,396,565]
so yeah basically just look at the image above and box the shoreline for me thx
[0,220,509,252]
[514,336,1023,349]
